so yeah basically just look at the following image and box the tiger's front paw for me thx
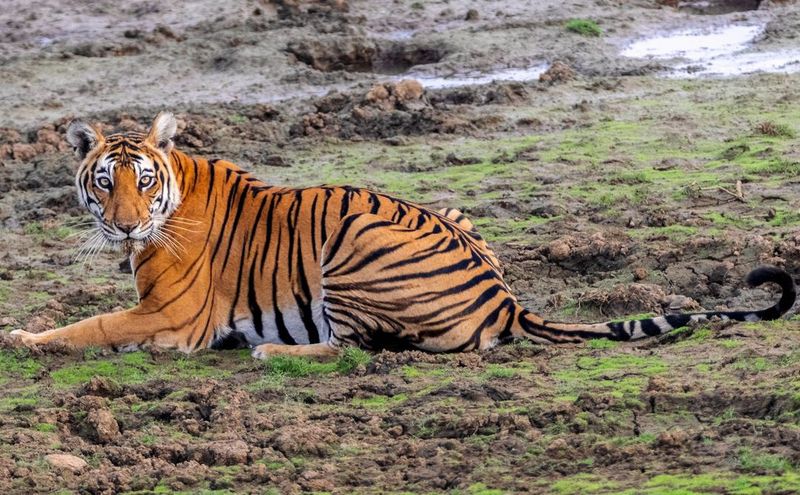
[9,329,42,346]
[251,343,274,360]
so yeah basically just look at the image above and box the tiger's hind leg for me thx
[320,213,516,353]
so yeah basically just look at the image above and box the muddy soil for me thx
[2,0,800,494]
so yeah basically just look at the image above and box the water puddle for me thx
[398,64,549,89]
[621,23,800,77]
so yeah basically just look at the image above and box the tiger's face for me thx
[66,113,181,254]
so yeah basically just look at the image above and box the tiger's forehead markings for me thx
[97,132,156,173]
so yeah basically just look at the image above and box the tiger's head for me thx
[66,112,182,254]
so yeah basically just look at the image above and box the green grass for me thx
[48,350,240,388]
[587,339,619,350]
[481,364,518,379]
[352,393,408,409]
[262,347,371,378]
[739,447,794,474]
[554,354,667,403]
[565,19,602,37]
[0,349,43,382]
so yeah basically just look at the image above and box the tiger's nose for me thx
[115,222,138,234]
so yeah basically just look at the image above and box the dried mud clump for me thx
[544,232,632,272]
[288,37,378,72]
[577,283,668,316]
[0,122,71,162]
[271,424,337,456]
[293,80,471,138]
[539,61,576,85]
[86,408,122,444]
[288,37,447,74]
[364,79,425,111]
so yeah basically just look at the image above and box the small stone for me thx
[465,8,479,20]
[45,453,88,472]
[632,267,647,281]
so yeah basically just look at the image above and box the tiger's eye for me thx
[97,177,111,189]
[139,176,152,188]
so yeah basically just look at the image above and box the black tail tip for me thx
[746,265,794,289]
[746,265,797,314]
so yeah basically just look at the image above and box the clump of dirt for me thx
[544,232,633,273]
[539,61,576,85]
[292,79,484,138]
[0,121,71,162]
[577,283,668,316]
[287,37,448,74]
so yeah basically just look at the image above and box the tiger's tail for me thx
[511,266,796,343]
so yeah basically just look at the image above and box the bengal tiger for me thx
[9,113,797,358]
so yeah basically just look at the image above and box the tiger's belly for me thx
[210,300,329,349]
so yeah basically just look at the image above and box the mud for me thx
[2,0,800,494]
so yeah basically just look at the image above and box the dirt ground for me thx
[2,0,800,493]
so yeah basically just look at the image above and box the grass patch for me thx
[587,339,619,350]
[550,474,618,494]
[263,347,372,378]
[48,350,241,388]
[34,423,57,433]
[481,364,517,379]
[0,349,43,381]
[739,447,794,474]
[554,354,667,403]
[352,393,408,409]
[565,19,602,37]
[755,121,796,138]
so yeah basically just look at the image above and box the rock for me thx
[465,8,479,20]
[632,267,648,281]
[45,453,88,472]
[87,408,121,443]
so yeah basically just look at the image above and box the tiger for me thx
[9,113,797,358]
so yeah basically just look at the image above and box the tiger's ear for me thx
[66,120,103,160]
[146,112,177,154]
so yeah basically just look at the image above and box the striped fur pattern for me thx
[10,113,797,357]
